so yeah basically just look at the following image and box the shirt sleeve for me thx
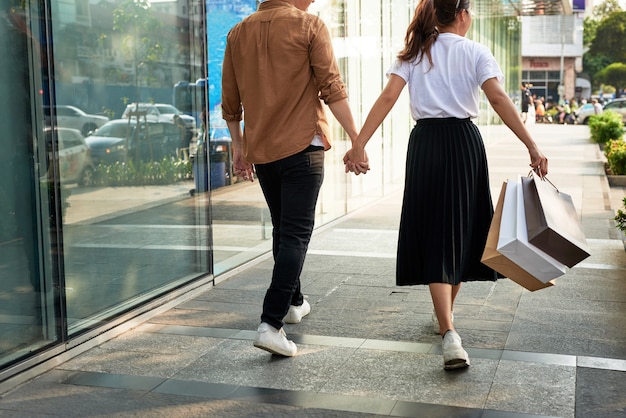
[475,44,503,86]
[310,17,348,105]
[386,59,410,83]
[221,28,243,122]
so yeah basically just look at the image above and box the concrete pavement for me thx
[1,123,625,417]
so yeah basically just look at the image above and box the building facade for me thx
[521,3,586,104]
[1,0,540,392]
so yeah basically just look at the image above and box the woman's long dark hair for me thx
[398,0,467,68]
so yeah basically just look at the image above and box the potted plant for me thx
[605,139,626,186]
[589,110,624,149]
[615,197,626,250]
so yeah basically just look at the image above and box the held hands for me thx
[343,145,370,175]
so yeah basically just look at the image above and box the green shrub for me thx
[588,110,624,145]
[605,139,626,175]
[616,197,626,234]
[93,157,193,187]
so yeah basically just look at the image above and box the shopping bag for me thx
[496,176,567,283]
[481,182,555,291]
[522,173,590,267]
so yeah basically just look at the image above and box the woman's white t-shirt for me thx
[387,33,503,120]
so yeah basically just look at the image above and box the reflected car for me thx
[44,127,95,186]
[122,103,195,131]
[43,105,109,136]
[574,103,596,125]
[85,119,184,165]
[602,98,626,124]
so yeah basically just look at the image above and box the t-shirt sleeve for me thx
[386,59,410,83]
[475,45,503,86]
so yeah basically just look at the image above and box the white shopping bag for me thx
[496,176,567,283]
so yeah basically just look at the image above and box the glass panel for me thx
[47,0,211,334]
[0,1,58,366]
[200,0,269,276]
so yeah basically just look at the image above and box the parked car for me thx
[44,127,95,186]
[43,105,109,136]
[602,98,626,124]
[122,103,195,147]
[574,103,596,125]
[85,119,184,165]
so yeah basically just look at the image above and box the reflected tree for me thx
[112,0,163,92]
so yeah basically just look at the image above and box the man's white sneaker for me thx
[442,330,470,370]
[253,322,297,357]
[432,310,454,334]
[283,299,311,324]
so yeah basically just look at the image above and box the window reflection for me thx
[0,1,56,366]
[48,0,211,333]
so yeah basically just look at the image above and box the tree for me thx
[583,0,622,47]
[112,0,163,89]
[589,11,626,64]
[584,6,626,91]
[596,63,626,97]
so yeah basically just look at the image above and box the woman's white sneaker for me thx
[284,299,311,324]
[253,322,297,357]
[442,330,470,370]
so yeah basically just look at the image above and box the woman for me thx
[344,0,548,369]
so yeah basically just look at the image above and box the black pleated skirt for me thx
[396,118,499,286]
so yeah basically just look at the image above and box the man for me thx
[221,0,360,357]
[592,98,603,115]
[520,82,533,124]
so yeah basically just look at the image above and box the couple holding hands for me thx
[221,0,547,369]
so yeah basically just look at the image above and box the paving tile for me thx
[485,360,576,417]
[575,367,626,418]
[319,349,497,408]
[172,339,357,392]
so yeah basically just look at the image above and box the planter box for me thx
[607,175,626,187]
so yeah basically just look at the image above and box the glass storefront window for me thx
[1,0,213,370]
[1,0,58,367]
[45,0,212,334]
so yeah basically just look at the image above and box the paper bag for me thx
[522,174,590,267]
[482,182,555,291]
[496,176,566,283]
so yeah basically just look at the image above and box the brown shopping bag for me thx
[481,181,555,291]
[522,173,590,268]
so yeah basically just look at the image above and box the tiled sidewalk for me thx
[1,124,625,417]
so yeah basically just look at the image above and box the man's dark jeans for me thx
[254,146,324,330]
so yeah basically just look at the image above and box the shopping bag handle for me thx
[528,169,559,193]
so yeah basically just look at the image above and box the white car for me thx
[44,127,95,186]
[574,103,596,125]
[122,103,196,131]
[602,98,626,124]
[44,105,109,136]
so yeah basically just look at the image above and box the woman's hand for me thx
[528,146,548,177]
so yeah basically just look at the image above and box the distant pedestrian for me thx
[592,98,602,115]
[521,82,533,123]
[344,0,548,369]
[535,98,547,123]
[221,0,359,357]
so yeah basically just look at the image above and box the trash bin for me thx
[192,142,208,194]
[208,137,232,190]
